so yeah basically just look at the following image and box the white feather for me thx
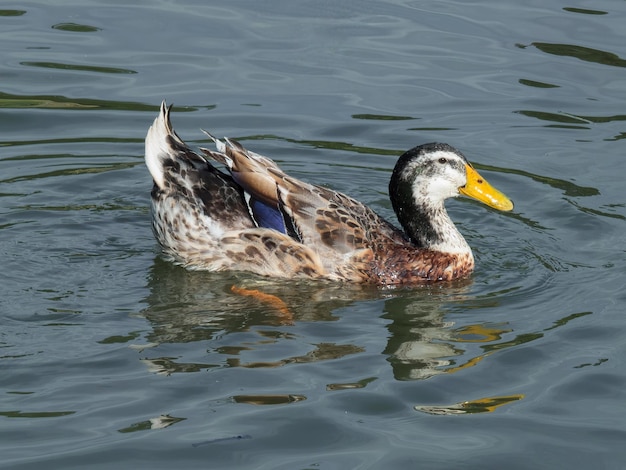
[145,102,171,190]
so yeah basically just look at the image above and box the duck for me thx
[145,101,513,286]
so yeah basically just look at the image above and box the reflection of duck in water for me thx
[139,263,507,383]
[138,261,383,374]
[145,102,512,285]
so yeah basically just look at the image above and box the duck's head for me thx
[390,143,513,247]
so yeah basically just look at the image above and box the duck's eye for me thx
[438,157,447,164]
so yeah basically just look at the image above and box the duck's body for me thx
[145,102,513,285]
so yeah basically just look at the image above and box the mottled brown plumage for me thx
[145,101,513,285]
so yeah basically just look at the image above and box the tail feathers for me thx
[201,129,228,156]
[145,101,206,190]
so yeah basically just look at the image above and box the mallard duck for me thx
[145,101,513,285]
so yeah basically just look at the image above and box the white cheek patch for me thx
[415,177,459,203]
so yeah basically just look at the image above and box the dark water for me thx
[1,1,625,469]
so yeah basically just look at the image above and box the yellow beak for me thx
[459,164,514,211]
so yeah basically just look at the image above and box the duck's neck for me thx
[390,179,471,255]
[401,202,471,254]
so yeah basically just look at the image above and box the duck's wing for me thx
[200,135,290,234]
[146,103,331,278]
[145,102,255,234]
[201,136,407,260]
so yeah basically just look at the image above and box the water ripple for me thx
[530,42,626,68]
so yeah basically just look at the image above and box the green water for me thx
[1,1,625,469]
